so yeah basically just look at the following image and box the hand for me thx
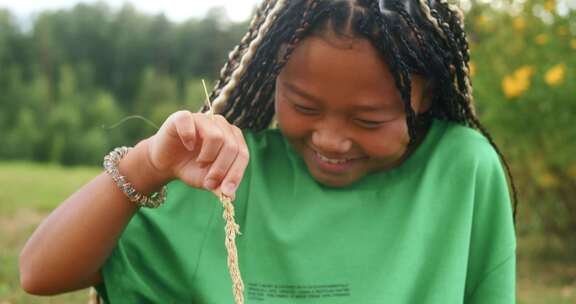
[146,110,249,200]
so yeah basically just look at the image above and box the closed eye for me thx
[355,119,386,129]
[293,104,319,115]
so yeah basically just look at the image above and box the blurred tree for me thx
[3,108,41,159]
[46,101,82,164]
[468,0,575,253]
[0,0,574,254]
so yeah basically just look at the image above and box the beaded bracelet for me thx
[103,146,167,208]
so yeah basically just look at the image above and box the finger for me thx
[219,126,250,199]
[172,111,197,151]
[194,114,225,164]
[203,116,239,191]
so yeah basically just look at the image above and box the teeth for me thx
[316,152,348,164]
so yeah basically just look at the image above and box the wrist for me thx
[118,138,174,195]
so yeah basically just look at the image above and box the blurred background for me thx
[0,0,574,302]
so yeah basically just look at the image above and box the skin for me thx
[275,31,432,187]
[20,25,433,297]
[19,112,250,294]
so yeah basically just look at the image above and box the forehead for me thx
[278,33,404,109]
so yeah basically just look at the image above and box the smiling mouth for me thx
[315,151,351,164]
[312,149,366,164]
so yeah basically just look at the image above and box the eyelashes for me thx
[292,103,318,114]
[354,119,385,129]
[290,102,388,129]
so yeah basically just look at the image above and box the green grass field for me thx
[0,161,574,303]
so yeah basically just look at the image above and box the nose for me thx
[311,126,352,154]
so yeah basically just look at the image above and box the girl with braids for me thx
[20,0,517,303]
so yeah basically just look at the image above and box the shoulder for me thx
[426,120,512,210]
[434,120,514,229]
[433,120,503,174]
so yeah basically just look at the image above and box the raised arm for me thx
[19,111,249,295]
[19,137,168,295]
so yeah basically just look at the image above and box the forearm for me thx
[19,138,172,295]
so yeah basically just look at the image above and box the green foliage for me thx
[0,3,248,165]
[3,109,41,159]
[75,127,109,166]
[0,162,97,302]
[0,1,574,300]
[46,101,83,164]
[467,0,575,251]
[1,162,574,303]
[0,0,574,252]
[185,79,210,111]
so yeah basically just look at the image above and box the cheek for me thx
[276,99,310,139]
[360,120,410,159]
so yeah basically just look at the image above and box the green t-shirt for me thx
[95,118,516,303]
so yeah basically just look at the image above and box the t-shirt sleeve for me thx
[464,143,517,303]
[93,179,221,303]
[466,254,515,304]
[93,130,257,303]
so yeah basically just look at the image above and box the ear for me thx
[419,79,435,113]
[412,75,435,114]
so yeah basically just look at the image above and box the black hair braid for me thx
[393,4,430,64]
[394,25,428,73]
[467,113,519,223]
[426,2,474,122]
[228,3,310,126]
[255,0,325,128]
[429,1,519,223]
[444,4,470,63]
[227,0,325,129]
[218,2,298,123]
[429,5,471,105]
[207,0,518,224]
[441,3,475,113]
[249,0,323,127]
[205,0,277,110]
[392,2,447,78]
[276,0,321,71]
[237,11,308,124]
[369,0,419,146]
[392,3,456,126]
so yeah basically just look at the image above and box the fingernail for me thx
[221,182,237,196]
[204,179,218,190]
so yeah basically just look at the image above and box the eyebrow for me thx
[282,81,392,112]
[283,82,323,104]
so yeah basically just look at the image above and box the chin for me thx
[315,177,356,188]
[307,165,361,188]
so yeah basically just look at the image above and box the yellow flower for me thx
[515,66,535,80]
[537,172,559,188]
[503,77,521,98]
[557,26,568,36]
[544,64,566,86]
[544,0,555,13]
[502,66,534,98]
[513,17,526,32]
[568,164,576,180]
[535,34,549,45]
[571,39,576,50]
[469,62,476,77]
[475,15,488,28]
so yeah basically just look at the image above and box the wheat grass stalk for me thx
[202,79,245,304]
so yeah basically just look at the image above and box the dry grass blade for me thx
[202,79,214,116]
[202,79,245,304]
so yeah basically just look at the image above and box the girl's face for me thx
[275,32,431,187]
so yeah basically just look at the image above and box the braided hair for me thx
[203,0,518,224]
